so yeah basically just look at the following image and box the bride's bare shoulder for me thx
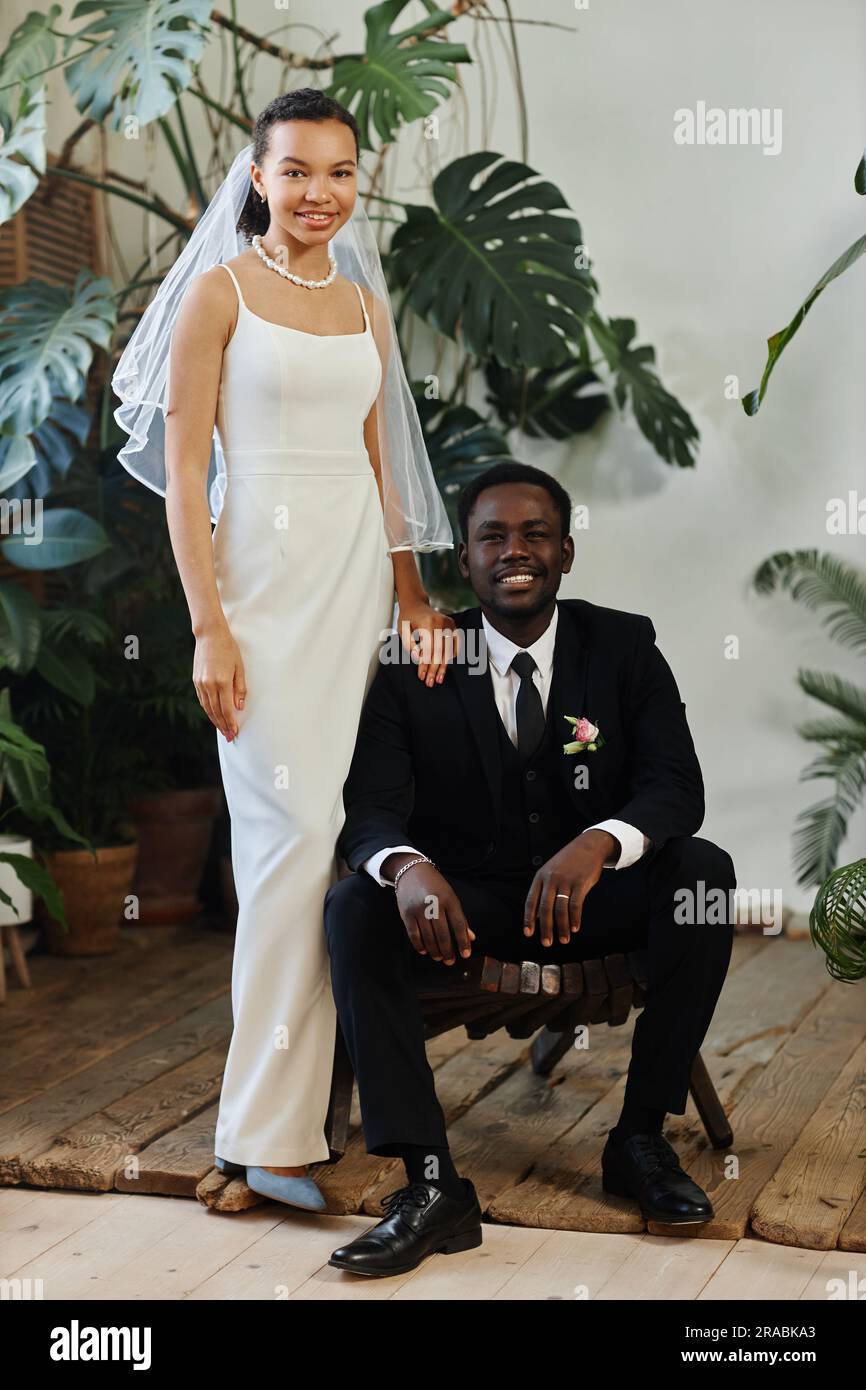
[177,262,242,345]
[192,260,241,296]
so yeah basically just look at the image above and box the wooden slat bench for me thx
[324,946,733,1157]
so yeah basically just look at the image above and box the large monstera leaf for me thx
[588,312,699,468]
[327,0,470,151]
[390,152,596,369]
[0,83,47,224]
[64,0,212,129]
[0,273,116,438]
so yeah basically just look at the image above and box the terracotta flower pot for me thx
[127,787,223,925]
[39,841,139,956]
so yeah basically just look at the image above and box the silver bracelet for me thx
[392,855,434,889]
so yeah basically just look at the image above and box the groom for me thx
[324,460,736,1278]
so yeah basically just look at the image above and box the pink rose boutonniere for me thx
[563,715,605,754]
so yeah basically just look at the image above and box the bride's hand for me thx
[396,599,459,687]
[193,624,247,741]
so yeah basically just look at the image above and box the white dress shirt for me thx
[362,602,650,887]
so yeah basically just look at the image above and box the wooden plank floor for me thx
[2,923,865,1267]
[1,1183,863,1299]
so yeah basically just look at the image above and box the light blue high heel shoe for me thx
[214,1156,327,1212]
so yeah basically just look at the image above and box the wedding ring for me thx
[555,892,570,899]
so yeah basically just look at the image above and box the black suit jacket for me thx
[337,598,705,877]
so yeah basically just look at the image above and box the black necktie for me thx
[510,651,545,760]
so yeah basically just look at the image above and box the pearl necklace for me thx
[251,234,337,290]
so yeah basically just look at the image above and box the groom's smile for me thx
[496,569,540,586]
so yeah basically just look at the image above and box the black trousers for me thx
[324,835,736,1156]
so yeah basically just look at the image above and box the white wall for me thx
[19,0,866,910]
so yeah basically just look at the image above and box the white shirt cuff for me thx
[588,819,649,869]
[362,845,422,888]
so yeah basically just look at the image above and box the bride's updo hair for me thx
[236,89,361,242]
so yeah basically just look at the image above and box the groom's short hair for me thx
[457,461,573,544]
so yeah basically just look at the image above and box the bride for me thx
[112,89,456,1211]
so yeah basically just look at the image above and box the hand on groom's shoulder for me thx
[367,607,471,697]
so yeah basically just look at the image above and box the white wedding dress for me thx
[212,262,395,1165]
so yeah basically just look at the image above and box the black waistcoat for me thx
[483,692,585,878]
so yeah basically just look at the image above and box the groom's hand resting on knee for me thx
[524,830,619,947]
[383,854,475,966]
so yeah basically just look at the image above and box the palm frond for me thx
[796,669,866,725]
[800,745,866,797]
[797,716,866,747]
[793,798,850,886]
[793,746,866,885]
[753,550,866,652]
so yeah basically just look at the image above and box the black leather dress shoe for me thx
[328,1179,483,1277]
[601,1131,713,1224]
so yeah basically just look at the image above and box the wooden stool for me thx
[324,946,732,1157]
